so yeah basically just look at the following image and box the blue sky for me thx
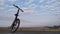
[0,0,60,27]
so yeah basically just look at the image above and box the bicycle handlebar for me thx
[13,4,24,12]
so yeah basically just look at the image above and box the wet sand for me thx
[0,31,60,34]
[0,27,60,34]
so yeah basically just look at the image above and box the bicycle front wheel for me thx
[11,19,20,33]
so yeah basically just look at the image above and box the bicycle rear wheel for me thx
[10,19,20,33]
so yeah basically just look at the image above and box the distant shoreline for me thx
[0,27,60,31]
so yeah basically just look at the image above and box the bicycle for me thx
[10,4,24,33]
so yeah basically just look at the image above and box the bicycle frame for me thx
[13,4,24,22]
[10,4,24,33]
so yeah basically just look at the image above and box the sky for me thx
[0,0,60,27]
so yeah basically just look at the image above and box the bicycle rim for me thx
[11,19,20,33]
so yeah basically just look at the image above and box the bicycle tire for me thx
[10,19,20,33]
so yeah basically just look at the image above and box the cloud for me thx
[23,9,34,15]
[0,0,60,27]
[0,5,8,10]
[23,9,39,16]
[0,14,32,27]
[0,14,14,21]
[39,0,45,3]
[39,0,60,12]
[26,0,34,5]
[0,0,6,10]
[28,4,37,9]
[0,6,5,10]
[0,0,5,6]
[40,11,49,15]
[24,0,38,9]
[40,4,55,11]
[54,0,60,5]
[7,5,36,16]
[8,0,16,2]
